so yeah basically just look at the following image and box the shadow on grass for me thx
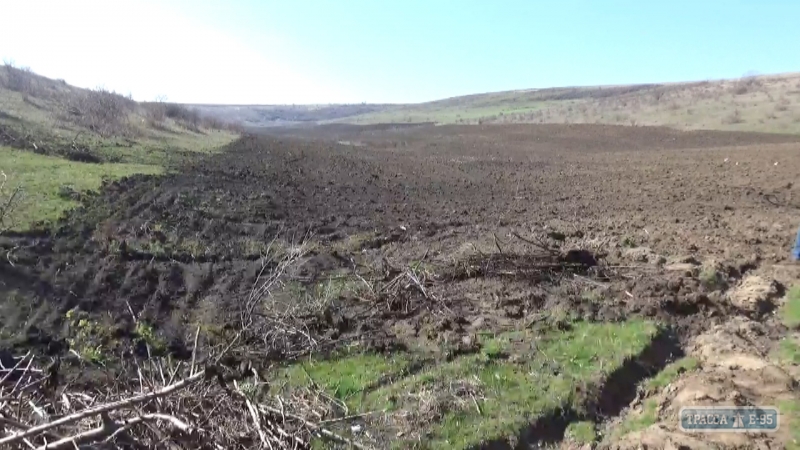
[0,110,21,122]
[472,327,683,449]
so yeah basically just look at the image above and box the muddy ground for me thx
[2,123,800,448]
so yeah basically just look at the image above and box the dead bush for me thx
[651,90,665,104]
[201,116,225,130]
[164,104,202,131]
[142,102,169,130]
[0,171,22,232]
[64,87,137,137]
[775,96,791,112]
[724,109,745,124]
[733,74,762,95]
[1,60,35,95]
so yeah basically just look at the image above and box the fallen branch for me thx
[257,402,372,450]
[35,413,192,450]
[0,370,205,446]
[511,231,558,256]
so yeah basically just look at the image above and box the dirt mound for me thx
[728,275,783,315]
[603,316,798,450]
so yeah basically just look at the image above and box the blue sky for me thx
[1,0,799,104]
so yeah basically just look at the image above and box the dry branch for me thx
[0,371,205,446]
[0,171,22,232]
[34,414,191,450]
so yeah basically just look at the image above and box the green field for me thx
[0,147,163,230]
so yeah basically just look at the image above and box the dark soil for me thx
[2,123,800,446]
[4,123,799,344]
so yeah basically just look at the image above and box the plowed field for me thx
[2,123,800,449]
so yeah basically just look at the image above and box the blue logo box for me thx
[679,406,779,432]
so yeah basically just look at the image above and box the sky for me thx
[1,0,799,105]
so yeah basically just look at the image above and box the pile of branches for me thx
[0,125,101,163]
[0,125,44,153]
[0,351,373,449]
[445,232,600,283]
[0,235,373,449]
[372,257,442,317]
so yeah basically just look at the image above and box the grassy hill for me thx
[189,103,396,128]
[337,73,800,133]
[201,72,800,134]
[0,63,239,231]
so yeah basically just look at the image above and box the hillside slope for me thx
[200,72,800,134]
[0,63,239,230]
[189,103,396,127]
[338,73,800,133]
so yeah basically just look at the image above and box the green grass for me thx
[781,287,800,329]
[0,147,162,230]
[644,357,700,391]
[0,67,239,231]
[274,352,410,410]
[776,289,800,450]
[780,400,800,450]
[699,267,727,291]
[275,320,658,449]
[775,339,800,365]
[565,421,597,445]
[610,399,658,439]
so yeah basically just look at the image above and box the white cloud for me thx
[0,0,351,104]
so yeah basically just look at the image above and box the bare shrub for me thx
[0,171,22,232]
[63,87,137,137]
[733,73,763,95]
[732,85,748,95]
[1,60,35,95]
[724,109,745,124]
[201,116,225,130]
[775,96,791,112]
[225,122,246,133]
[652,91,665,104]
[142,99,236,133]
[163,103,202,132]
[142,102,168,129]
